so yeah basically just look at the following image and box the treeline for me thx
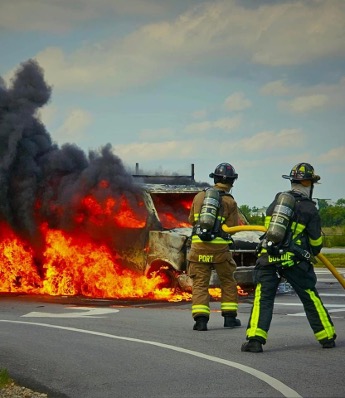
[318,199,345,227]
[240,198,345,227]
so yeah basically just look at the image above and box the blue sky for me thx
[1,0,345,208]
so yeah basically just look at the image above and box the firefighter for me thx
[187,162,241,331]
[241,162,337,352]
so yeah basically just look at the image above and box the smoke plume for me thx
[0,59,141,254]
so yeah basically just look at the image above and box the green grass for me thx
[316,253,345,268]
[0,368,12,388]
[322,227,345,247]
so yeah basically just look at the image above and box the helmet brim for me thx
[282,174,321,183]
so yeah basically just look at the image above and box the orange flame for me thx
[0,190,249,301]
[0,223,180,301]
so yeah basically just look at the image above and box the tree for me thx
[319,199,345,227]
[239,205,265,225]
[239,205,251,220]
[336,198,345,207]
[316,199,329,210]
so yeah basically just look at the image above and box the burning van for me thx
[0,172,262,299]
[114,180,264,292]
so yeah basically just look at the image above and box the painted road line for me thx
[21,307,120,318]
[0,320,302,398]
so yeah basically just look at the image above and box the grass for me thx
[322,226,345,247]
[316,253,345,268]
[0,368,12,388]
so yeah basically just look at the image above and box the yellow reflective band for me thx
[246,283,267,340]
[264,216,271,229]
[306,289,336,341]
[291,222,305,235]
[221,302,238,311]
[192,305,210,316]
[191,236,232,244]
[309,236,323,246]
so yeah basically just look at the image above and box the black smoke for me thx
[0,59,142,255]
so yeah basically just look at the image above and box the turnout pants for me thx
[246,261,336,344]
[188,256,238,320]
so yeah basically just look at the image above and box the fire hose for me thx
[222,224,345,289]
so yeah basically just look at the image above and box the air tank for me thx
[199,188,220,231]
[266,192,295,244]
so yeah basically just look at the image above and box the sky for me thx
[1,0,345,208]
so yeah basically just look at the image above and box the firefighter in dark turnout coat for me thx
[187,163,241,331]
[241,163,336,352]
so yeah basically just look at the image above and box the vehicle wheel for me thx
[146,262,179,289]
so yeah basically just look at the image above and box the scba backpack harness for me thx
[193,188,233,242]
[259,191,313,265]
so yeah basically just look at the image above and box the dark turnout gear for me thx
[188,164,241,330]
[242,164,336,351]
[241,339,263,353]
[193,316,208,331]
[224,316,241,328]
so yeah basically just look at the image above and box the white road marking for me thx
[0,320,302,398]
[287,308,345,316]
[21,306,119,318]
[320,293,345,297]
[275,303,345,307]
[274,302,345,317]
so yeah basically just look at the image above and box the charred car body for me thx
[115,173,263,292]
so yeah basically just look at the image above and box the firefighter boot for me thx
[224,316,241,328]
[241,339,263,353]
[193,316,208,331]
[320,338,336,348]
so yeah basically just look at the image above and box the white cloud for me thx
[113,140,194,163]
[4,0,345,94]
[0,0,169,32]
[52,108,93,145]
[280,94,329,113]
[261,76,345,112]
[251,1,345,66]
[224,92,252,111]
[234,129,303,152]
[260,80,290,96]
[36,104,57,126]
[319,146,345,164]
[184,121,211,133]
[139,128,175,142]
[185,116,241,133]
[213,117,242,130]
[191,109,208,119]
[113,128,303,166]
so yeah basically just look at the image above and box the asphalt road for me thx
[1,269,344,398]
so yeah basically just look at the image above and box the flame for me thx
[0,190,195,302]
[0,190,249,302]
[76,195,146,228]
[0,223,179,301]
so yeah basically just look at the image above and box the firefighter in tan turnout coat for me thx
[187,163,241,331]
